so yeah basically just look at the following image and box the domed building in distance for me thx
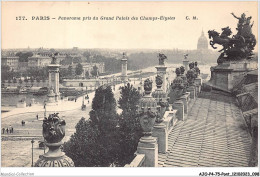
[197,30,208,50]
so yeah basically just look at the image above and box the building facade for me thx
[28,55,52,68]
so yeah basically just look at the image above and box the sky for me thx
[1,1,258,50]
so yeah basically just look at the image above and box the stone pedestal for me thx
[121,58,128,83]
[187,86,196,99]
[183,60,189,74]
[180,94,189,114]
[137,136,158,167]
[185,92,190,103]
[173,100,184,121]
[195,78,202,93]
[152,123,167,153]
[155,66,167,92]
[209,60,256,92]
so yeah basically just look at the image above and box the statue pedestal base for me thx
[180,94,189,114]
[209,60,257,92]
[152,123,167,153]
[137,136,158,167]
[183,60,189,74]
[187,86,196,99]
[195,78,202,93]
[173,100,184,121]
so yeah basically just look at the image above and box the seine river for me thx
[1,93,47,107]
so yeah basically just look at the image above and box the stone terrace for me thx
[158,91,251,167]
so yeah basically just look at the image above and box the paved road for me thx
[158,91,251,167]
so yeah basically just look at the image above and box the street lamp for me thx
[31,139,35,167]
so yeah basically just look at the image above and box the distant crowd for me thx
[2,125,14,134]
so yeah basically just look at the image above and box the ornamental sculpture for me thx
[171,68,184,100]
[35,113,74,167]
[152,75,169,123]
[186,63,196,86]
[180,66,188,94]
[143,78,153,94]
[194,62,200,77]
[42,113,65,143]
[50,52,59,64]
[158,53,167,65]
[138,78,158,136]
[208,13,256,64]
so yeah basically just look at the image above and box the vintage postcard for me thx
[1,1,258,176]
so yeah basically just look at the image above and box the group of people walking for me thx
[2,125,14,134]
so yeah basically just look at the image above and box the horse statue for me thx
[208,28,244,52]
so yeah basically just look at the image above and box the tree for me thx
[75,63,83,76]
[64,86,119,167]
[68,65,73,77]
[18,79,23,85]
[91,65,98,77]
[1,65,11,80]
[85,71,90,79]
[24,78,28,86]
[116,83,142,166]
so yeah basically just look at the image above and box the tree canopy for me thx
[64,86,119,167]
[75,63,83,76]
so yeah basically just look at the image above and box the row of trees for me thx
[1,65,48,81]
[64,83,142,167]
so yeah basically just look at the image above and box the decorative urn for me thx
[171,68,184,99]
[34,113,74,167]
[138,79,158,136]
[152,75,169,123]
[186,63,196,86]
[180,66,188,94]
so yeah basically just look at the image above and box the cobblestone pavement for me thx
[159,91,251,167]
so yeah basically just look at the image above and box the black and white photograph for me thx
[1,1,258,176]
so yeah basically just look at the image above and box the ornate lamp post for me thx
[34,113,74,167]
[31,139,35,167]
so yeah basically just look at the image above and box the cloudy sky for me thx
[2,1,258,50]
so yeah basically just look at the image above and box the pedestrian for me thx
[44,104,46,109]
[2,128,5,134]
[6,128,9,134]
[9,125,12,133]
[88,100,89,104]
[36,114,39,120]
[11,127,14,134]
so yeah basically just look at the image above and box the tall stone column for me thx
[121,52,128,83]
[48,64,60,102]
[156,53,168,92]
[183,54,189,74]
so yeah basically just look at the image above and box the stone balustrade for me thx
[126,86,200,167]
[152,110,177,153]
[124,154,145,167]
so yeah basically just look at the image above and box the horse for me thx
[208,30,243,52]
